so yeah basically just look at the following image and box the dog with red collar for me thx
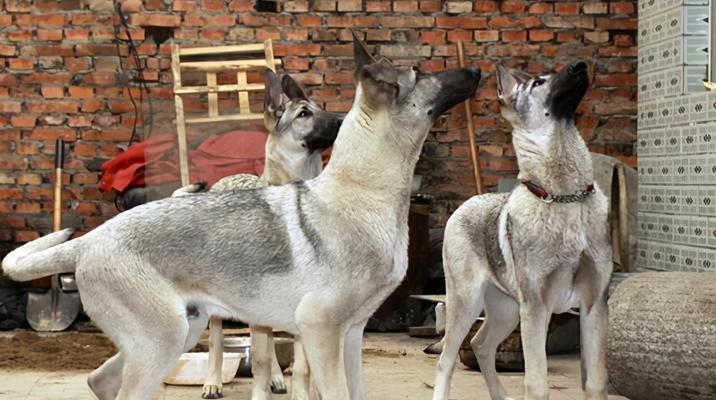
[433,62,612,400]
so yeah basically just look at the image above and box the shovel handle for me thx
[53,139,65,232]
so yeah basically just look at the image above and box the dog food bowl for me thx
[163,352,243,385]
[199,336,294,377]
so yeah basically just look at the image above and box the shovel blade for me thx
[26,289,81,332]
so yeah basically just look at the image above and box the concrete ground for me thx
[0,333,628,400]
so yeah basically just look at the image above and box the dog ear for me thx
[264,68,285,112]
[352,30,376,77]
[496,65,529,105]
[281,74,307,101]
[359,58,399,106]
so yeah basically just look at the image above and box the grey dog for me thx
[173,68,342,400]
[432,62,612,400]
[3,32,480,400]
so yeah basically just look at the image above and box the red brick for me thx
[65,58,92,71]
[239,14,291,27]
[27,127,77,141]
[327,16,378,28]
[228,0,252,11]
[436,16,487,29]
[8,58,34,70]
[529,30,554,42]
[596,17,636,30]
[18,173,42,185]
[610,2,635,15]
[421,31,446,45]
[472,1,496,12]
[41,86,64,98]
[73,173,99,184]
[0,45,16,56]
[11,115,37,128]
[297,15,321,27]
[380,16,434,28]
[8,30,32,42]
[500,0,524,13]
[528,2,551,14]
[36,29,63,41]
[584,2,608,14]
[555,3,580,15]
[337,0,361,11]
[69,86,94,98]
[16,231,40,242]
[393,1,418,12]
[474,30,499,42]
[365,1,388,12]
[419,0,441,12]
[201,29,225,41]
[130,13,181,27]
[447,30,472,43]
[595,73,636,87]
[202,0,225,11]
[502,31,526,42]
[0,101,21,113]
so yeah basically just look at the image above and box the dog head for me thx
[264,69,343,154]
[496,61,589,134]
[351,31,481,150]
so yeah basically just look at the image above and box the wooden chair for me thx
[170,40,280,186]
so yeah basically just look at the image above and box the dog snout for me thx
[468,67,481,81]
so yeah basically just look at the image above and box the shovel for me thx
[26,139,81,332]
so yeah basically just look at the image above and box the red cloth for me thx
[100,131,269,194]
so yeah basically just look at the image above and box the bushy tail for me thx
[2,228,79,282]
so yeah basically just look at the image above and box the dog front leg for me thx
[291,336,311,400]
[344,320,368,400]
[519,302,550,400]
[203,316,225,399]
[580,293,608,400]
[251,326,274,400]
[295,296,350,400]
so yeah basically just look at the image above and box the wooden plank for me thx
[179,43,266,56]
[409,294,446,303]
[180,59,282,72]
[237,71,250,114]
[174,95,190,186]
[264,39,276,72]
[185,113,264,124]
[174,83,265,94]
[206,72,218,118]
[408,325,438,338]
[170,41,183,90]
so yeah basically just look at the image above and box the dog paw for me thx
[201,384,224,399]
[270,378,288,394]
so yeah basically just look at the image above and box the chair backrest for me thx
[170,40,280,185]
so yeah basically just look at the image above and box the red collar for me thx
[522,181,595,203]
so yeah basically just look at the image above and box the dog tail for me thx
[2,228,79,282]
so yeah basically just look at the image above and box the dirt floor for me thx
[0,331,629,400]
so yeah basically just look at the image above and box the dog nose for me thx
[468,67,481,80]
[571,62,588,74]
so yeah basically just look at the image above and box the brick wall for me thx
[0,0,638,254]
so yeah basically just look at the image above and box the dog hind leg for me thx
[203,316,225,399]
[432,282,485,400]
[290,336,311,400]
[250,325,274,400]
[471,283,519,400]
[87,353,123,400]
[576,253,610,400]
[270,338,287,394]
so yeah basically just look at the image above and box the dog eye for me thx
[532,79,545,88]
[298,110,312,118]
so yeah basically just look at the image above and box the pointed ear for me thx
[281,74,307,100]
[264,68,284,111]
[496,65,529,104]
[352,30,375,76]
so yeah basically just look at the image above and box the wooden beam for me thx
[174,83,265,94]
[185,113,264,124]
[180,59,282,72]
[178,43,266,56]
[237,71,250,114]
[206,72,219,117]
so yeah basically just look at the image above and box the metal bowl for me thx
[200,336,294,377]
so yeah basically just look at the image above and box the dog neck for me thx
[318,98,419,203]
[261,136,323,186]
[512,120,594,194]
